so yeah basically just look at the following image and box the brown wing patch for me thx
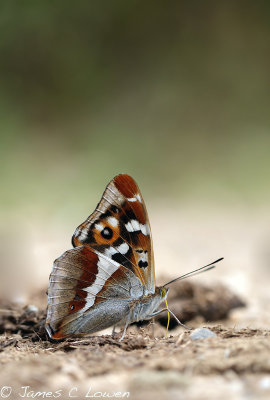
[123,200,146,225]
[68,297,86,314]
[114,174,139,198]
[49,327,66,340]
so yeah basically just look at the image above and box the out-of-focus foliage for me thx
[1,1,270,219]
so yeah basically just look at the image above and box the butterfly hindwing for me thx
[72,174,155,294]
[46,245,144,340]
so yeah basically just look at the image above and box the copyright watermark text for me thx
[0,386,130,398]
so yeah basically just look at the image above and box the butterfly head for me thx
[160,286,169,300]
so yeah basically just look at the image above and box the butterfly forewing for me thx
[72,174,155,294]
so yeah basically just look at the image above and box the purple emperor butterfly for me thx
[46,174,223,341]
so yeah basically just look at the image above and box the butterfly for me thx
[45,174,223,341]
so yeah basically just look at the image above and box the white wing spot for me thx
[125,221,133,232]
[127,194,142,203]
[125,220,149,236]
[117,242,129,254]
[95,223,104,231]
[107,216,118,227]
[140,223,149,235]
[78,229,89,241]
[104,247,117,257]
[133,220,140,231]
[104,242,129,257]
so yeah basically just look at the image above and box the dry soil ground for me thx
[0,280,270,400]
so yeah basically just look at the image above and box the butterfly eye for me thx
[160,288,168,298]
[101,227,113,239]
[69,304,75,311]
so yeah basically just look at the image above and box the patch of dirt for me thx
[0,302,47,342]
[156,280,245,328]
[0,284,269,400]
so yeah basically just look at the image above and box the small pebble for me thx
[259,377,270,390]
[190,328,217,340]
[224,348,231,358]
[25,304,39,314]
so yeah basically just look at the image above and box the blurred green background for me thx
[1,1,270,300]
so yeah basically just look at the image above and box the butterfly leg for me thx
[119,314,132,342]
[119,322,128,341]
[148,308,168,318]
[111,325,116,337]
[168,309,191,330]
[149,308,190,330]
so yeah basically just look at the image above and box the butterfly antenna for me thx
[163,257,224,287]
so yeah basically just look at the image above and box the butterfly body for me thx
[128,287,168,323]
[45,174,167,340]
